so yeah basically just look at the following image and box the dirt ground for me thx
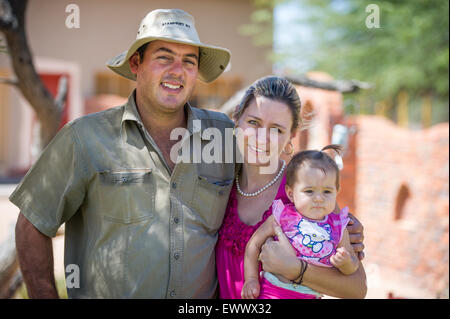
[0,184,438,299]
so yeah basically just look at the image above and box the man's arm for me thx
[15,213,59,299]
[334,203,365,260]
[347,213,365,260]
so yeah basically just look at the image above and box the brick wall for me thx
[293,80,449,297]
[352,116,449,297]
[290,78,448,297]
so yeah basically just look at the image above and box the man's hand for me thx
[347,213,365,260]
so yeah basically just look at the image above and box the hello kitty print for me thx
[272,199,350,267]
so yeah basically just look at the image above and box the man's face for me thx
[129,40,199,114]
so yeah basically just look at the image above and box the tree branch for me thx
[218,75,373,115]
[0,76,17,86]
[0,0,62,147]
[55,76,68,111]
[284,75,374,93]
[0,0,18,30]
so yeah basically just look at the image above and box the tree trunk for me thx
[0,0,62,147]
[0,0,64,299]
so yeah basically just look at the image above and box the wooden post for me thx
[397,91,409,127]
[0,69,10,173]
[422,94,432,128]
[375,98,392,118]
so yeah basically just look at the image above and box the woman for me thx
[216,76,367,299]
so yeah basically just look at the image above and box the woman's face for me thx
[235,96,295,169]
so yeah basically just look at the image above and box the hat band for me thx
[137,27,200,43]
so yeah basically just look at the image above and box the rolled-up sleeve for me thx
[9,122,88,237]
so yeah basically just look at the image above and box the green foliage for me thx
[246,0,449,124]
[238,0,285,47]
[298,0,449,101]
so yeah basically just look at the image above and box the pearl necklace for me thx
[236,160,286,197]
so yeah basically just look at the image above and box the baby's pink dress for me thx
[215,175,319,299]
[271,200,350,267]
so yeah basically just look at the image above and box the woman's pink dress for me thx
[215,175,319,299]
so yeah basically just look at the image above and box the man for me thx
[11,9,364,298]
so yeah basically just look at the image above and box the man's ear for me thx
[285,185,294,202]
[129,52,140,75]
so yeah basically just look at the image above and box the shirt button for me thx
[174,217,180,224]
[170,290,176,297]
[174,253,180,260]
[172,182,177,189]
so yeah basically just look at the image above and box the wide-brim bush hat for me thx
[106,8,231,83]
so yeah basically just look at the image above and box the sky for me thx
[273,0,316,74]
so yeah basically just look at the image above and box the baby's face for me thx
[285,166,338,221]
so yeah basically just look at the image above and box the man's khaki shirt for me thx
[10,92,236,298]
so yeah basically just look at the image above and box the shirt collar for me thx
[121,90,209,139]
[121,90,144,127]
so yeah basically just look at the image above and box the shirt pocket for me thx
[192,175,233,231]
[98,169,155,224]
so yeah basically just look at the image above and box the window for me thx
[394,184,410,220]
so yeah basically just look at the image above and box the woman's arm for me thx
[301,260,367,298]
[259,221,367,299]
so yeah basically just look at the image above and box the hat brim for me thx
[106,36,231,83]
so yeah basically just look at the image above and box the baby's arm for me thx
[242,215,276,299]
[330,229,359,275]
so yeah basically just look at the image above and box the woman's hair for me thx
[233,76,301,132]
[285,144,343,190]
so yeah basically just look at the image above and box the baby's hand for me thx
[330,247,352,268]
[241,278,260,299]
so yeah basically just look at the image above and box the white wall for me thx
[22,0,271,97]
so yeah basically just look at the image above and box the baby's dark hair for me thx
[285,144,343,190]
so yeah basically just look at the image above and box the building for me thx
[286,75,449,298]
[0,0,271,177]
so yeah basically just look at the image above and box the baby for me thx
[242,145,360,299]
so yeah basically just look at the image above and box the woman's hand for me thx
[259,220,302,281]
[347,213,365,260]
[260,220,367,298]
